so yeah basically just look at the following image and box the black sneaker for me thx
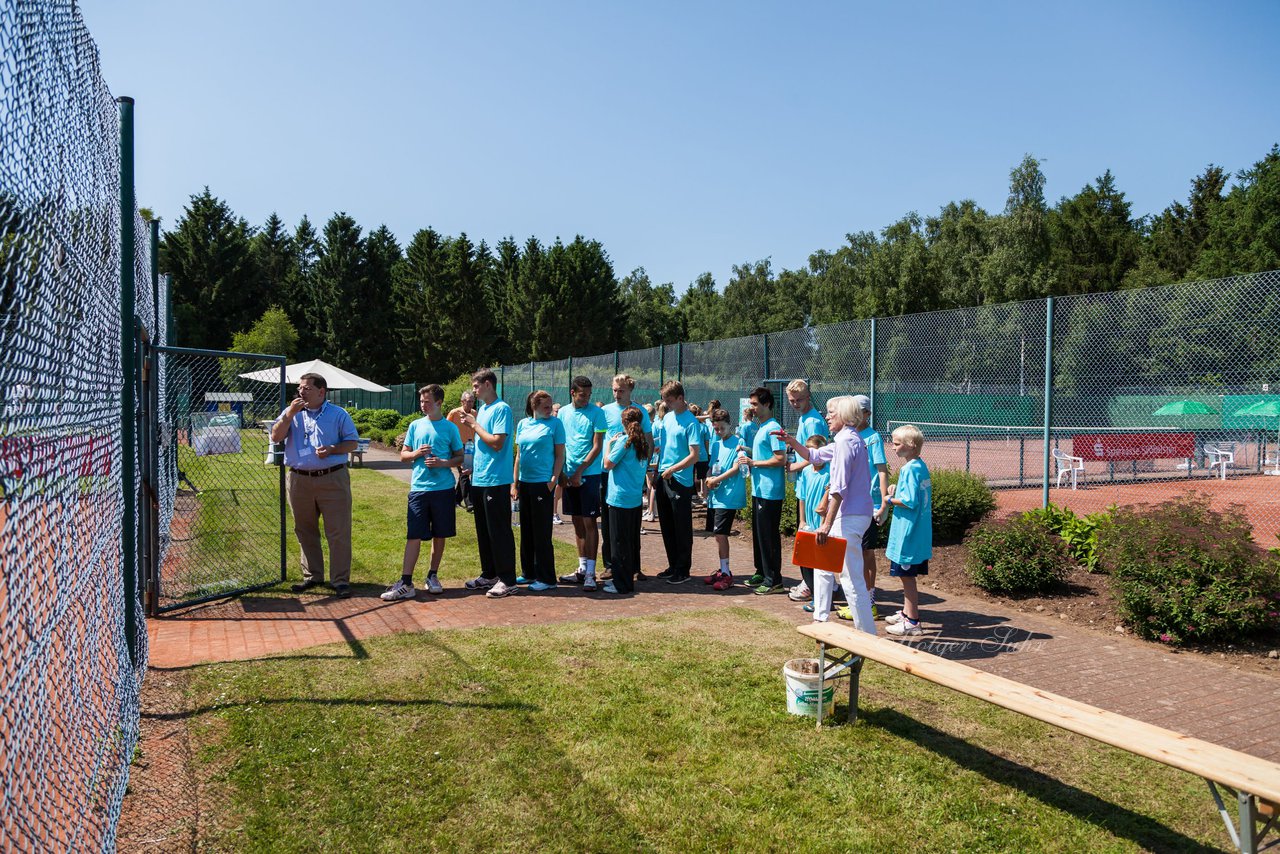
[666,575,691,585]
[656,568,674,579]
[334,583,352,599]
[290,579,322,593]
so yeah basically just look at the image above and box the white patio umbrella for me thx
[238,358,391,392]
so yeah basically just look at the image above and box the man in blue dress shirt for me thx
[270,373,360,598]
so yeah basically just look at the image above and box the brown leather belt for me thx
[290,464,347,477]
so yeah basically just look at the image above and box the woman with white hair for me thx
[773,394,876,632]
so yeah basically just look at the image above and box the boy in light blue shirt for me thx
[458,369,518,598]
[557,376,608,589]
[703,409,746,590]
[738,386,788,594]
[656,381,701,583]
[381,384,464,602]
[883,424,932,637]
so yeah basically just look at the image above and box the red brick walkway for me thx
[146,447,1280,763]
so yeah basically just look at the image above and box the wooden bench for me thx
[797,621,1280,853]
[351,437,372,466]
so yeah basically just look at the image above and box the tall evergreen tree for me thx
[361,224,402,380]
[311,212,367,367]
[619,267,683,348]
[678,272,724,342]
[1194,146,1280,279]
[983,155,1055,302]
[1048,170,1140,295]
[160,188,259,349]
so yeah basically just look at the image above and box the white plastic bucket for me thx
[783,658,834,717]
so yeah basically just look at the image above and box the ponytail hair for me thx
[621,407,651,460]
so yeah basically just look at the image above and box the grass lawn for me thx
[183,609,1224,852]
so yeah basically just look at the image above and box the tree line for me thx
[159,145,1280,383]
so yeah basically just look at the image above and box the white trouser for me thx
[813,514,876,635]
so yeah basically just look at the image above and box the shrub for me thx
[351,408,403,433]
[1096,495,1280,645]
[442,372,473,413]
[966,514,1071,593]
[1021,503,1110,572]
[929,468,996,542]
[735,477,800,536]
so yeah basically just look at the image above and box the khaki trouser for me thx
[287,466,352,585]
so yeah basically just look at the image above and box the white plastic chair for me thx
[1204,443,1235,480]
[1053,447,1084,490]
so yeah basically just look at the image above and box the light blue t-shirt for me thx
[707,435,747,511]
[405,416,464,493]
[885,457,932,565]
[602,402,652,444]
[795,407,830,445]
[696,419,710,462]
[515,416,565,484]
[658,409,701,488]
[650,418,663,468]
[750,417,786,501]
[797,464,831,530]
[737,420,758,450]
[472,399,514,487]
[560,402,608,478]
[860,427,888,510]
[605,433,647,509]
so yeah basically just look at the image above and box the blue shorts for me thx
[889,559,929,577]
[407,489,457,540]
[562,474,602,518]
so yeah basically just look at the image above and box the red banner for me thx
[1073,432,1195,462]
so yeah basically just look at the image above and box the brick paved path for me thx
[146,447,1280,762]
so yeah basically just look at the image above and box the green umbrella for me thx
[1232,400,1280,475]
[1232,399,1280,418]
[1152,399,1217,416]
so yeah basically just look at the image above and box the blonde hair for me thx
[613,374,636,391]
[786,378,810,395]
[891,424,924,450]
[826,395,861,425]
[805,434,828,449]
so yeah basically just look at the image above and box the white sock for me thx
[578,557,587,571]
[585,559,596,577]
[719,558,730,573]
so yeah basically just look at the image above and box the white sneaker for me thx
[380,580,416,601]
[885,610,906,625]
[642,512,655,522]
[582,574,597,592]
[787,582,812,602]
[886,618,923,637]
[485,580,517,598]
[552,514,564,525]
[426,575,443,595]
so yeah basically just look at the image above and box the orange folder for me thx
[791,529,848,574]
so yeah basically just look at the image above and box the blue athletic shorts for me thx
[407,488,457,540]
[889,559,929,577]
[562,474,601,518]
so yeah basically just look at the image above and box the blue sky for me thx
[81,0,1280,292]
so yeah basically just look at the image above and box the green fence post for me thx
[568,357,573,389]
[659,345,665,388]
[118,95,138,667]
[677,342,683,382]
[869,317,878,430]
[762,333,770,381]
[149,218,160,332]
[1041,297,1055,509]
[500,365,505,401]
[614,350,620,375]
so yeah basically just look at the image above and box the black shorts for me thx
[407,488,456,540]
[889,559,929,578]
[861,521,879,551]
[710,508,738,536]
[563,474,602,518]
[694,460,709,480]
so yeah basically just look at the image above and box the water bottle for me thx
[512,496,521,527]
[739,457,750,478]
[786,448,797,483]
[463,439,475,471]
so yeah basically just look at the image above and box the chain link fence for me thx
[500,270,1280,541]
[150,348,286,612]
[1,1,155,848]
